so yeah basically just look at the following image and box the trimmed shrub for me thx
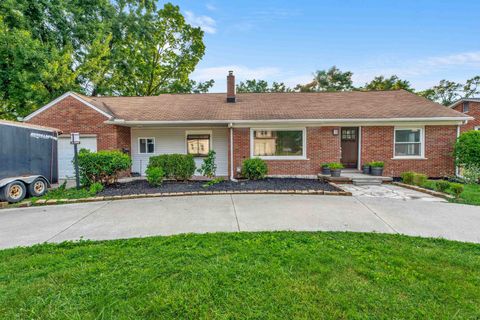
[198,150,217,178]
[147,154,195,181]
[89,182,104,194]
[77,149,131,186]
[462,164,480,184]
[413,173,428,186]
[454,131,480,167]
[435,180,450,193]
[400,171,416,185]
[146,166,164,186]
[449,183,464,198]
[327,162,344,169]
[242,158,268,180]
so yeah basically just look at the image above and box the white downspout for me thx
[455,124,460,177]
[229,123,237,182]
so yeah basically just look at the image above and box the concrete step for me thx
[352,179,383,186]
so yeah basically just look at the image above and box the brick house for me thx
[25,72,472,179]
[449,98,480,133]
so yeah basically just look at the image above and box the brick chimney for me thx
[227,70,236,103]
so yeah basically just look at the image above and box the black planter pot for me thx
[362,165,370,174]
[370,167,383,176]
[330,169,342,177]
[321,167,331,175]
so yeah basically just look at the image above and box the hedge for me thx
[77,149,131,186]
[147,154,195,181]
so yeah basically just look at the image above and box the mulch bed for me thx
[98,178,339,196]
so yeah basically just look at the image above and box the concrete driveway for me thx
[1,185,479,249]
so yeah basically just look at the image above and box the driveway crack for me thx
[229,195,241,232]
[354,196,399,233]
[46,201,112,243]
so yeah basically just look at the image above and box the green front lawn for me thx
[451,183,480,206]
[1,232,479,319]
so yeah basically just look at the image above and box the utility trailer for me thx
[0,120,60,203]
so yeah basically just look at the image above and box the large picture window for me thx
[394,128,423,158]
[139,138,155,154]
[252,129,305,159]
[187,134,210,156]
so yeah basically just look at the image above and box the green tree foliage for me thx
[0,1,212,119]
[361,75,414,92]
[418,76,480,106]
[454,131,480,167]
[296,66,353,92]
[236,79,292,93]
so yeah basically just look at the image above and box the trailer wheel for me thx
[1,181,27,203]
[28,178,48,197]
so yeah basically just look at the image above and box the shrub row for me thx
[147,154,196,181]
[400,171,464,197]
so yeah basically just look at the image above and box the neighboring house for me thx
[449,98,480,132]
[24,72,472,179]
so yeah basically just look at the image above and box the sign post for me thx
[70,133,81,189]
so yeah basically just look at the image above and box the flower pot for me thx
[362,165,370,174]
[370,167,383,176]
[330,169,342,177]
[321,166,331,175]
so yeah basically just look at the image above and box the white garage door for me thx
[58,136,97,178]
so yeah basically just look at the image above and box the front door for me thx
[340,127,358,168]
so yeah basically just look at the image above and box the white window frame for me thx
[138,137,155,154]
[185,130,212,157]
[393,127,425,159]
[250,128,307,160]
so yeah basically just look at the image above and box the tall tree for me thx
[237,79,292,93]
[296,66,353,92]
[419,80,463,106]
[362,75,414,92]
[0,1,211,119]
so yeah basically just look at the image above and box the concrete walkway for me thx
[1,186,479,249]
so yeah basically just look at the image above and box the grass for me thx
[419,180,480,206]
[1,232,479,319]
[30,183,97,203]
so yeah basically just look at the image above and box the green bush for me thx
[462,164,480,184]
[449,183,464,198]
[369,161,384,168]
[146,167,164,186]
[198,150,217,178]
[400,171,416,185]
[435,180,450,193]
[147,154,195,181]
[413,173,428,186]
[202,177,224,188]
[327,162,344,169]
[89,182,104,194]
[242,158,268,180]
[454,131,480,167]
[77,149,131,186]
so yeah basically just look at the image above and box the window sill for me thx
[255,156,308,161]
[391,157,427,160]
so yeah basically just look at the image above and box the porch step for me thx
[352,178,383,186]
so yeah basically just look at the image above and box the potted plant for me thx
[321,163,331,175]
[328,162,344,177]
[369,161,384,176]
[362,163,370,174]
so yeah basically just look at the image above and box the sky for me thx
[159,0,480,92]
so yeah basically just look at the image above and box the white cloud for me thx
[184,10,216,34]
[425,51,480,67]
[205,3,216,11]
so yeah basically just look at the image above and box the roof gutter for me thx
[106,116,472,125]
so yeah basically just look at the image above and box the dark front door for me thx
[341,127,358,168]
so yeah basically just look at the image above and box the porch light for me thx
[332,129,339,136]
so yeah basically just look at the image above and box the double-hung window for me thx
[394,128,423,158]
[139,138,155,154]
[251,129,306,159]
[187,134,210,156]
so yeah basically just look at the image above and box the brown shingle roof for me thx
[79,90,469,122]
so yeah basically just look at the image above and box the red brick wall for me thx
[26,96,131,151]
[232,127,341,177]
[232,125,456,178]
[361,126,457,177]
[453,101,480,132]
